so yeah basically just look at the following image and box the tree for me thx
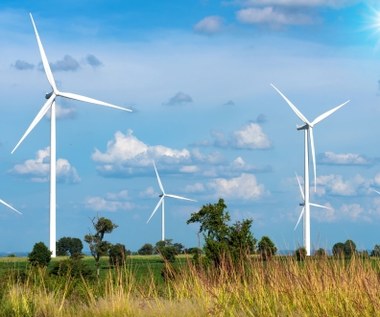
[294,247,306,261]
[109,243,127,267]
[343,239,356,258]
[313,248,327,258]
[187,198,256,267]
[371,244,380,257]
[56,237,83,257]
[84,216,118,276]
[155,240,178,262]
[257,236,277,260]
[332,242,345,257]
[138,243,154,255]
[28,242,52,267]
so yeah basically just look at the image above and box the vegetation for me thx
[108,243,128,267]
[28,242,51,267]
[257,236,277,260]
[333,239,357,258]
[56,237,83,257]
[138,243,154,255]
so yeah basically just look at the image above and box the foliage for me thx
[109,243,128,267]
[332,242,345,257]
[138,243,154,255]
[294,247,306,261]
[84,216,118,276]
[371,244,380,257]
[50,257,94,279]
[28,242,52,267]
[333,240,357,258]
[313,248,327,258]
[155,240,178,263]
[187,198,256,267]
[257,236,277,260]
[56,237,83,257]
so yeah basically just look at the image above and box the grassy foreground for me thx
[0,255,379,316]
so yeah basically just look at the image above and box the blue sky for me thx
[1,0,380,253]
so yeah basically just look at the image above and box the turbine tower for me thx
[147,161,196,241]
[12,13,132,257]
[271,84,349,256]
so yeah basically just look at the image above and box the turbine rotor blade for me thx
[29,13,57,92]
[147,196,164,223]
[11,94,55,154]
[294,207,305,231]
[0,199,22,215]
[58,91,132,112]
[309,127,317,192]
[153,161,165,194]
[295,172,304,200]
[271,84,311,125]
[372,189,380,195]
[310,202,332,210]
[165,194,197,202]
[311,100,350,126]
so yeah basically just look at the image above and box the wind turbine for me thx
[0,199,21,215]
[294,173,331,252]
[271,83,349,256]
[147,161,196,241]
[12,13,132,257]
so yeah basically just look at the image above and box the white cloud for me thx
[180,165,200,173]
[92,130,191,176]
[319,151,370,166]
[232,0,355,7]
[85,191,133,212]
[46,104,76,120]
[11,147,80,184]
[232,122,272,149]
[50,54,80,72]
[236,7,313,25]
[194,16,224,34]
[139,186,158,198]
[185,182,205,193]
[209,173,267,200]
[316,174,368,197]
[340,203,370,222]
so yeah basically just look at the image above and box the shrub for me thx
[257,236,277,260]
[294,247,306,261]
[50,258,94,279]
[109,243,128,266]
[138,243,154,255]
[28,242,52,267]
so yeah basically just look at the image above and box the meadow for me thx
[0,254,379,316]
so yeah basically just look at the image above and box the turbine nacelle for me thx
[45,91,54,99]
[296,124,310,131]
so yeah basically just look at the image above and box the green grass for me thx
[0,255,380,316]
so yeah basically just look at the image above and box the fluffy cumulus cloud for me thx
[232,122,272,149]
[50,55,80,72]
[85,190,133,212]
[92,130,191,176]
[163,92,193,106]
[236,6,313,25]
[12,60,34,70]
[194,16,224,34]
[45,104,76,120]
[340,203,370,222]
[316,174,368,197]
[209,173,267,200]
[10,147,80,183]
[319,151,371,166]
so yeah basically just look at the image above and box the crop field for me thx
[0,255,379,316]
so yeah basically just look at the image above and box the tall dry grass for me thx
[0,256,380,316]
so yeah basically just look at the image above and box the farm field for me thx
[0,255,379,316]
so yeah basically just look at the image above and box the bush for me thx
[294,247,306,261]
[50,258,94,279]
[160,246,177,263]
[371,244,380,257]
[56,237,83,257]
[138,243,154,255]
[28,242,52,267]
[257,236,277,260]
[313,248,327,258]
[109,243,128,266]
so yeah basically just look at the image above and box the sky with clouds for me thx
[0,0,380,253]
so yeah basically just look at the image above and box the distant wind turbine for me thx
[0,199,21,215]
[12,13,132,257]
[271,83,349,256]
[294,173,331,251]
[147,161,196,241]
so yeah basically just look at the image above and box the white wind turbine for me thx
[0,199,21,215]
[12,13,132,257]
[147,161,196,241]
[294,173,331,250]
[271,83,349,256]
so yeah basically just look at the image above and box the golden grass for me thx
[1,256,380,316]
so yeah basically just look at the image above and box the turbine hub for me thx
[159,194,164,198]
[45,91,53,99]
[296,124,309,131]
[299,203,305,207]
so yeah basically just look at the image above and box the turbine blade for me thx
[153,161,165,194]
[165,194,197,202]
[372,189,380,195]
[58,91,132,112]
[11,94,54,154]
[29,13,57,92]
[271,83,311,125]
[311,100,350,126]
[0,199,22,215]
[310,202,332,210]
[294,207,305,231]
[147,196,164,223]
[295,172,304,200]
[309,128,317,192]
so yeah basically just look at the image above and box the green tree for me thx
[28,242,52,267]
[313,248,327,258]
[154,239,177,262]
[138,243,154,255]
[257,236,277,260]
[187,198,256,267]
[84,216,118,277]
[109,243,127,267]
[332,242,345,257]
[343,239,356,258]
[371,244,380,257]
[294,247,306,261]
[56,237,83,257]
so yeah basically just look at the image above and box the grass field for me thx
[0,254,379,316]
